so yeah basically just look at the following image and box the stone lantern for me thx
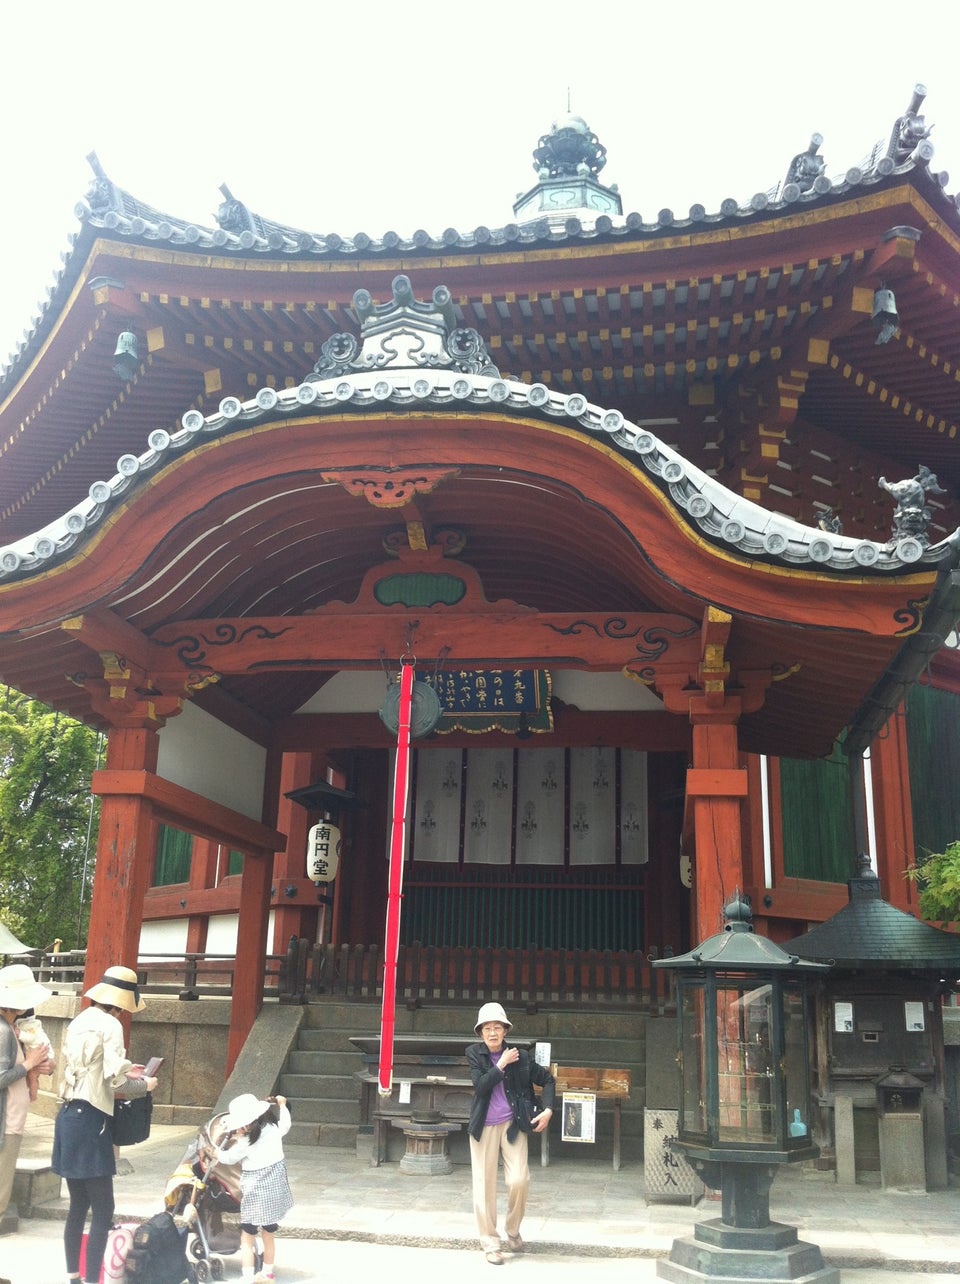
[653,897,838,1284]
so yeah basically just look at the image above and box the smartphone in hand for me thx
[143,1056,164,1077]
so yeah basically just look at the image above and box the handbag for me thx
[112,1092,153,1146]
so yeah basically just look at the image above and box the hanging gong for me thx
[379,677,443,739]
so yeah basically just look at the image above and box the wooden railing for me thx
[3,942,676,1012]
[3,949,288,1001]
[281,939,676,1011]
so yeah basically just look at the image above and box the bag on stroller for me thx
[124,1211,194,1284]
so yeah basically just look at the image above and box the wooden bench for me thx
[544,1065,631,1171]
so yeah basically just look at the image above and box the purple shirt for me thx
[484,1051,513,1126]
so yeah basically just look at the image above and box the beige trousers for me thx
[469,1122,530,1251]
[0,1131,23,1223]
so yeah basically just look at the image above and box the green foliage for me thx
[906,840,960,923]
[0,687,101,949]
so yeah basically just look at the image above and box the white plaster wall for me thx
[205,914,240,953]
[139,918,189,957]
[551,670,663,711]
[138,912,277,958]
[156,701,267,820]
[202,912,277,955]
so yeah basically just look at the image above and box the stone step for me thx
[285,1120,321,1146]
[12,1158,61,1215]
[295,1031,361,1058]
[284,1093,359,1125]
[316,1120,362,1149]
[288,1114,359,1145]
[280,1071,357,1098]
[287,1048,357,1077]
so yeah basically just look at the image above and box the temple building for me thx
[0,89,959,1074]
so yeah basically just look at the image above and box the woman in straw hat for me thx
[466,1001,555,1266]
[0,962,54,1232]
[53,966,158,1284]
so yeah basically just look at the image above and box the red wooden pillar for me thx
[868,708,917,912]
[686,700,749,941]
[84,723,162,996]
[658,607,768,944]
[227,848,275,1072]
[185,838,220,954]
[271,751,315,952]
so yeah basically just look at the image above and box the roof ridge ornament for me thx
[784,134,826,195]
[878,464,947,546]
[306,275,500,380]
[532,112,607,179]
[514,111,622,223]
[84,152,119,216]
[216,183,254,235]
[886,83,932,166]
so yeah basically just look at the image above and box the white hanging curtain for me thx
[462,748,514,865]
[515,749,566,866]
[411,749,462,862]
[620,749,649,865]
[568,746,616,866]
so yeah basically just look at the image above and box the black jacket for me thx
[466,1041,556,1142]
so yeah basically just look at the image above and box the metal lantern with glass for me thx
[654,896,839,1284]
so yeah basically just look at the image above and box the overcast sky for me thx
[2,1,959,361]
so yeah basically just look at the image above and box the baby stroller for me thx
[164,1111,262,1281]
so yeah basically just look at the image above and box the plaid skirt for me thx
[239,1160,293,1228]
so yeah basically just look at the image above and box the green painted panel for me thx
[154,823,192,886]
[374,573,466,607]
[779,745,853,883]
[906,682,960,857]
[400,864,644,950]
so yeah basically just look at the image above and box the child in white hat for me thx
[214,1092,293,1284]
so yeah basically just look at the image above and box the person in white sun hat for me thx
[467,1001,555,1265]
[53,965,157,1284]
[0,962,54,1233]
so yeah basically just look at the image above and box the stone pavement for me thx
[2,1113,958,1282]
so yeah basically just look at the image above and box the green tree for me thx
[906,840,960,924]
[0,687,101,949]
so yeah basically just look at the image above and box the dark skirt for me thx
[52,1100,115,1180]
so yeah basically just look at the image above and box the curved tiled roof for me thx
[2,360,957,584]
[2,87,958,386]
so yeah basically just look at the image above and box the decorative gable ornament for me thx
[307,275,500,381]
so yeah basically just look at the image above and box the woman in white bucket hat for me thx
[0,963,53,1232]
[466,1002,555,1265]
[53,966,158,1284]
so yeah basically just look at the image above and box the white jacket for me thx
[58,1005,146,1116]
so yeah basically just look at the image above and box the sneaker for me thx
[506,1234,524,1252]
[485,1250,505,1265]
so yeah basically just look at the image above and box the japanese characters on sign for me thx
[306,822,341,883]
[420,668,553,734]
[561,1091,596,1143]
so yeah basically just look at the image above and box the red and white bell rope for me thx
[378,659,414,1094]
